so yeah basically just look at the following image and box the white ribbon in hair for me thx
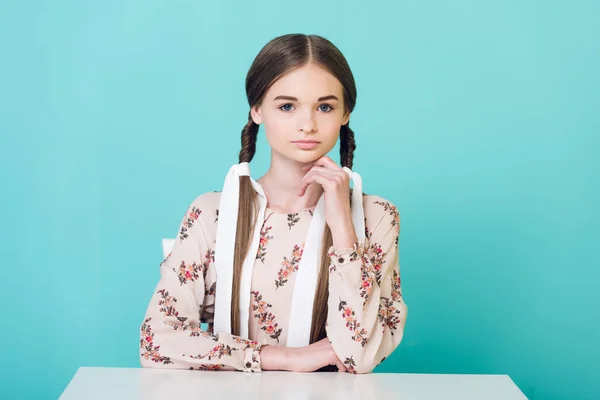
[213,162,365,347]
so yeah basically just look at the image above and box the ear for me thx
[250,105,263,124]
[341,110,350,126]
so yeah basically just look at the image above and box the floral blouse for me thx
[140,191,407,374]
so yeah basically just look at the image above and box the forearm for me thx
[259,345,292,371]
[330,218,359,249]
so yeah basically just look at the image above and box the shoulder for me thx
[182,191,222,224]
[175,191,223,242]
[361,193,400,232]
[188,190,222,209]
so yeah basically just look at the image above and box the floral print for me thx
[377,301,388,327]
[359,260,375,306]
[176,323,214,339]
[344,356,357,374]
[256,224,273,263]
[378,297,403,335]
[202,249,215,279]
[157,289,215,339]
[173,320,215,339]
[140,318,173,365]
[233,336,259,348]
[157,289,178,317]
[287,213,300,230]
[174,260,201,285]
[328,243,377,307]
[179,206,202,241]
[374,200,399,227]
[368,242,387,286]
[190,344,235,361]
[365,223,372,241]
[189,364,225,370]
[251,291,282,342]
[140,192,406,374]
[338,299,369,347]
[275,244,303,289]
[391,269,402,302]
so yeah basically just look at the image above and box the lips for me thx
[292,140,320,150]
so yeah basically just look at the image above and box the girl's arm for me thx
[260,338,348,372]
[139,196,265,372]
[326,198,408,374]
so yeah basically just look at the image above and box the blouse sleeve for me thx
[325,200,407,374]
[139,196,267,372]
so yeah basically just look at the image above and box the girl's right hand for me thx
[261,338,347,372]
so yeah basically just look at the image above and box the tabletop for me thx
[59,367,527,399]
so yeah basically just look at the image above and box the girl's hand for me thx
[298,156,358,248]
[290,337,347,372]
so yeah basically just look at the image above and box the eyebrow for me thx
[273,95,339,102]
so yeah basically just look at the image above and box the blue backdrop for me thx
[1,1,598,399]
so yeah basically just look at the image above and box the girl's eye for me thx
[319,104,334,112]
[279,103,334,112]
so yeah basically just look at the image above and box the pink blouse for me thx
[140,191,407,373]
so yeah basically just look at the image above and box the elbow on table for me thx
[352,357,378,374]
[140,353,157,368]
[339,350,380,374]
[140,355,151,368]
[140,354,159,369]
[139,317,179,369]
[349,337,405,374]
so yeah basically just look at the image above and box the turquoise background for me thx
[1,1,598,399]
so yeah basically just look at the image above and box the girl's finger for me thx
[298,173,336,196]
[298,173,332,196]
[312,156,343,171]
[303,166,342,178]
[335,358,347,373]
[300,167,344,191]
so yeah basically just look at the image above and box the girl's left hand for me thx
[298,156,358,248]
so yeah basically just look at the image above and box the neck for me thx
[257,154,323,214]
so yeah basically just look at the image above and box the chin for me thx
[289,150,328,164]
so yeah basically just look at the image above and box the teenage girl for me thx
[140,33,407,374]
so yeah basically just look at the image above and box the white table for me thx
[60,367,527,399]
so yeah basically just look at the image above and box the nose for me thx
[297,110,317,134]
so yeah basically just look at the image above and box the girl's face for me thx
[251,63,350,164]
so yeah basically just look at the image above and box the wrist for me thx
[260,345,295,371]
[331,222,358,249]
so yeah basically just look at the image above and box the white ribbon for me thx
[213,163,364,346]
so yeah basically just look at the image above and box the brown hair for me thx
[231,34,357,344]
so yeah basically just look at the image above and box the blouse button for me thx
[338,257,345,264]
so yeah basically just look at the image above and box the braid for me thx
[239,111,259,163]
[339,123,356,169]
[231,110,260,335]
